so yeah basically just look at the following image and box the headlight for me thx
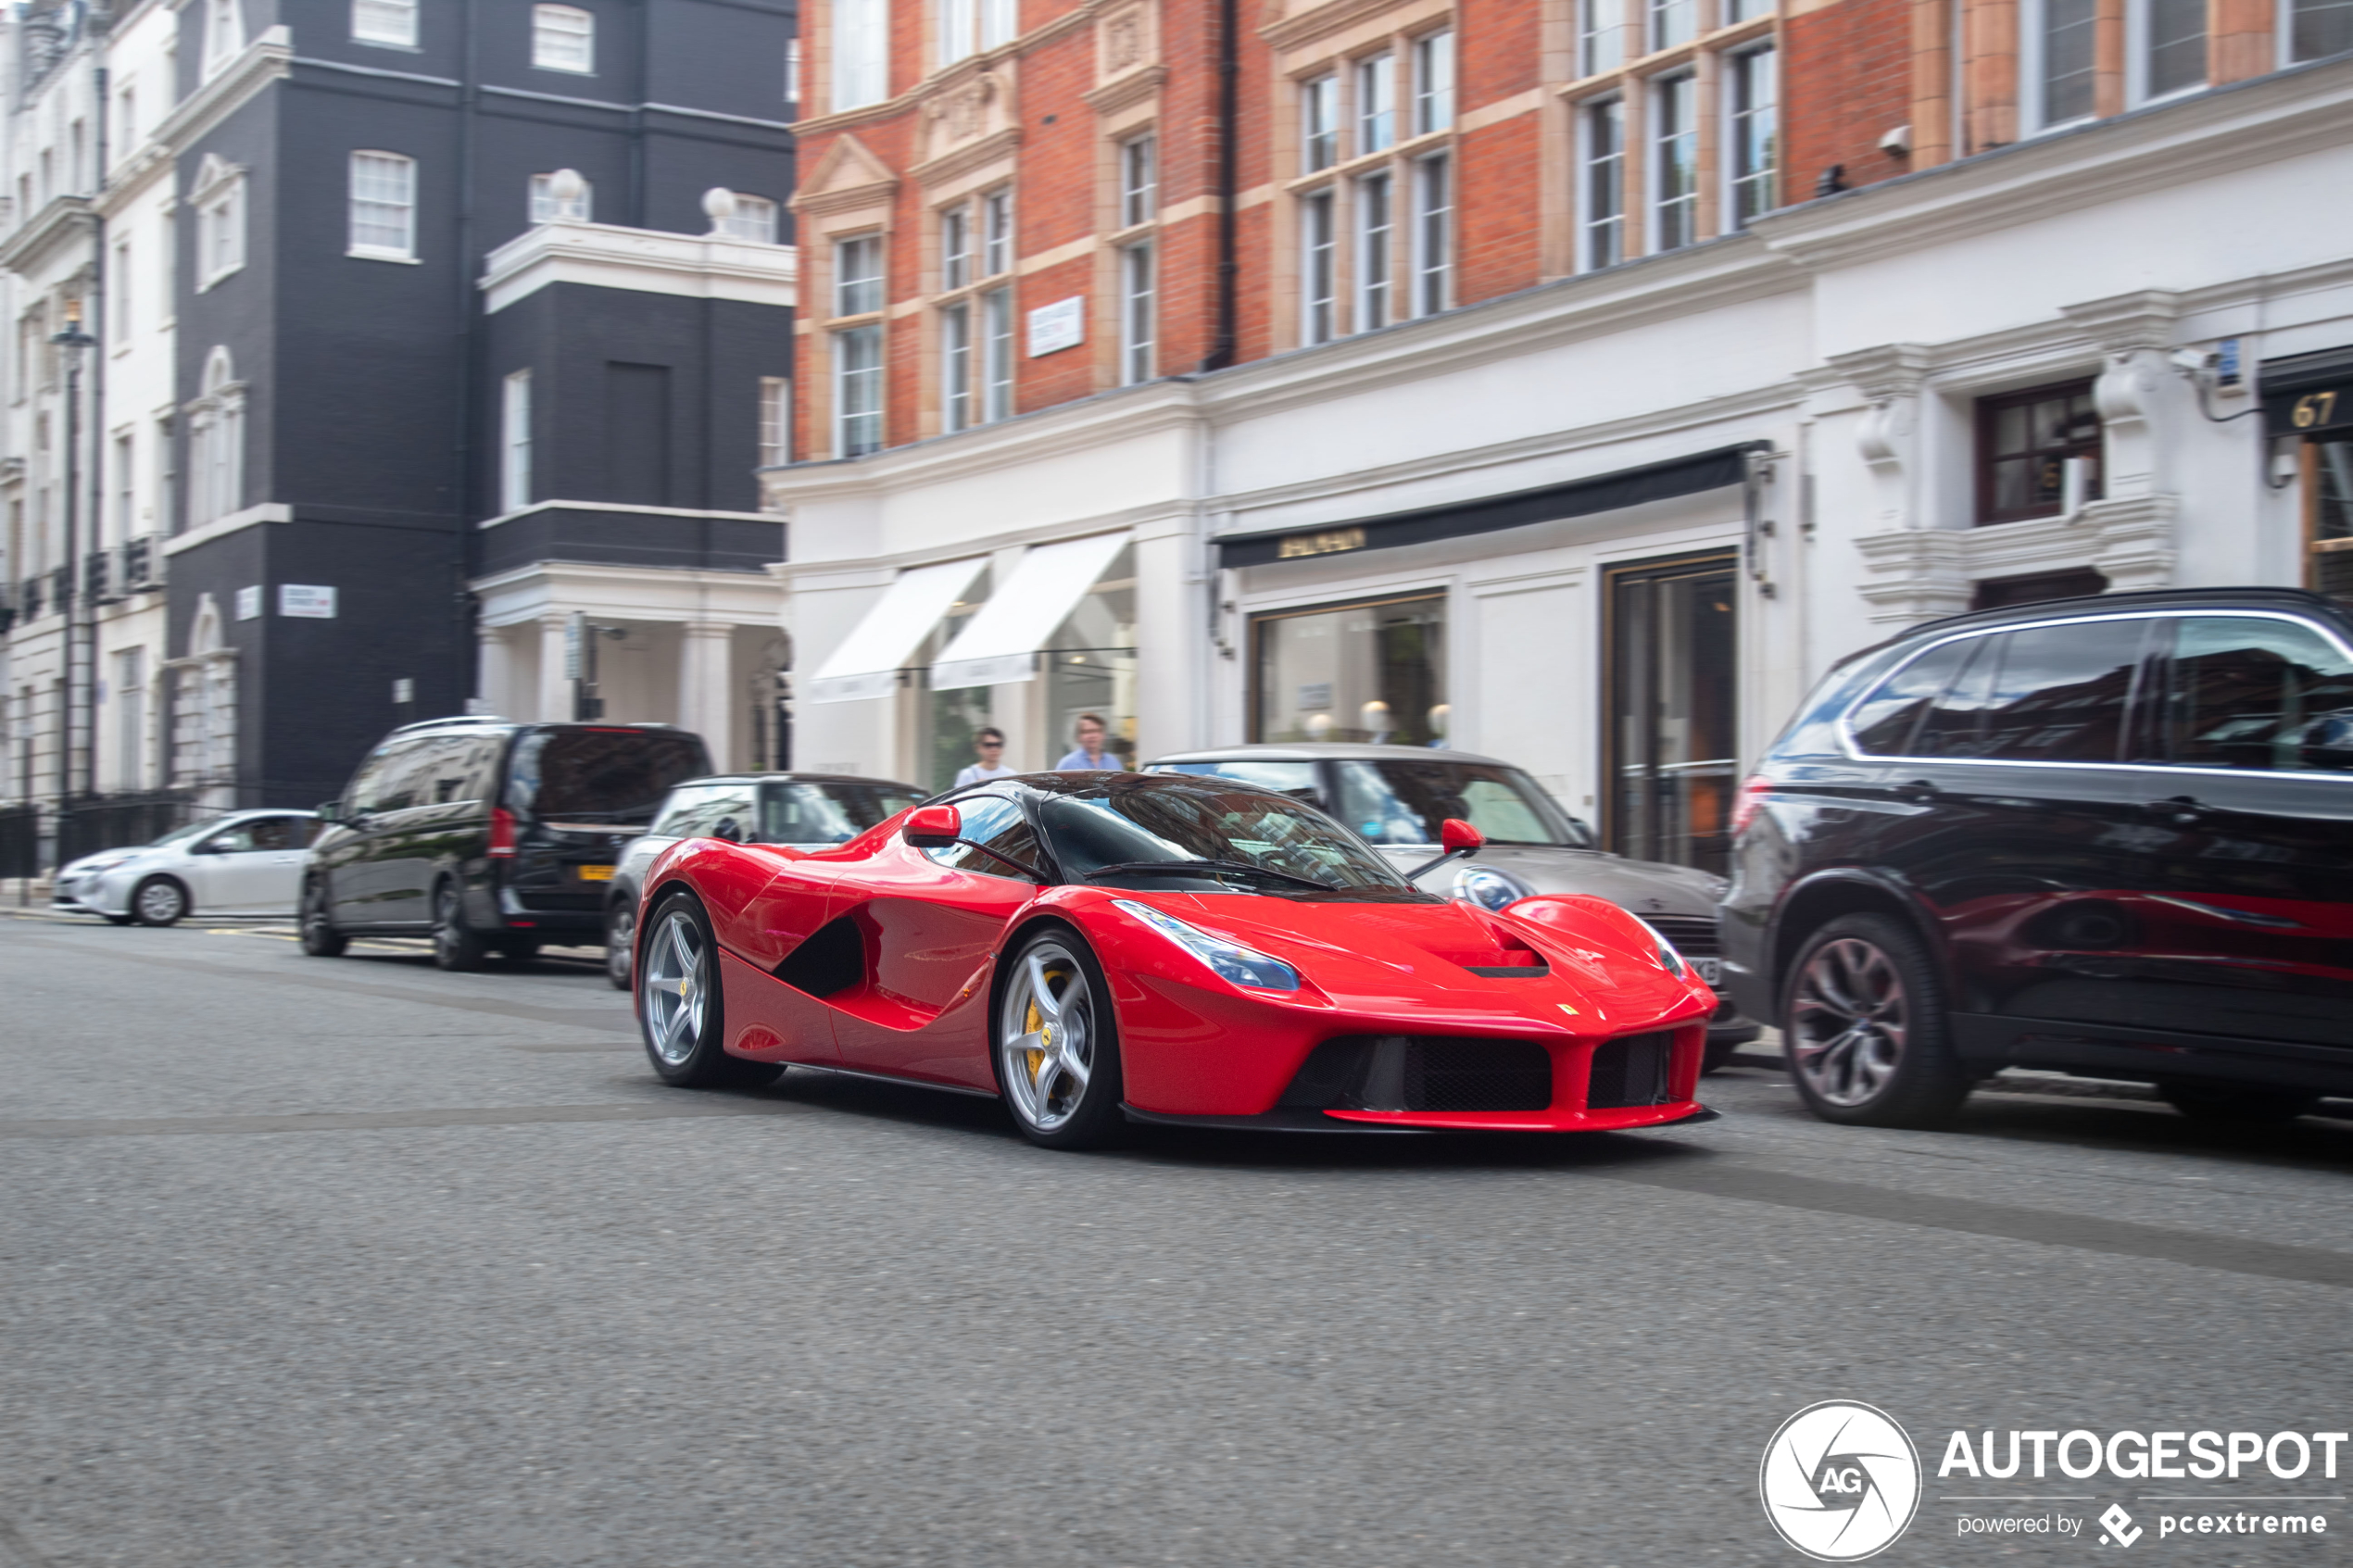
[1114,899,1301,991]
[1453,865,1534,911]
[1632,917,1690,978]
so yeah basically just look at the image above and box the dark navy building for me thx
[164,0,797,808]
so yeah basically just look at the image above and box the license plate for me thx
[1692,957,1722,986]
[577,864,616,882]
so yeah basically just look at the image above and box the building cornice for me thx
[1752,56,2353,272]
[0,196,94,276]
[152,28,293,158]
[478,221,797,313]
[469,559,787,627]
[159,503,293,556]
[474,497,788,530]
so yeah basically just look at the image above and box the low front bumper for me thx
[1124,1103,1723,1134]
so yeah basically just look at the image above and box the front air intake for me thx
[1278,1036,1553,1112]
[1586,1031,1676,1109]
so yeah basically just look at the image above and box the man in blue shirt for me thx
[1054,713,1114,771]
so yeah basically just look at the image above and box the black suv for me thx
[302,719,711,969]
[1720,587,2353,1128]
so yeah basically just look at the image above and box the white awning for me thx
[803,557,988,704]
[930,532,1129,690]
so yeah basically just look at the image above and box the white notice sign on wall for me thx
[280,584,337,619]
[234,585,262,621]
[1026,296,1085,358]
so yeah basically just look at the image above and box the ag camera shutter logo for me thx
[1760,1400,1922,1561]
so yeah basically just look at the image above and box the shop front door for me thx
[1605,553,1739,877]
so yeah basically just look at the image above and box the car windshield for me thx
[1334,759,1593,847]
[762,782,928,844]
[1037,778,1430,900]
[506,729,711,823]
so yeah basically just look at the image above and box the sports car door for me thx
[827,793,1044,1090]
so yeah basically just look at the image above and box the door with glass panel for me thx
[1604,554,1737,875]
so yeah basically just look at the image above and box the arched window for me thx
[184,347,245,528]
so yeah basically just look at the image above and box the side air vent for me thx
[774,915,865,998]
[1278,1035,1553,1112]
[1586,1030,1676,1109]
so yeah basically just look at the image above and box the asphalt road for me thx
[2,914,2347,1568]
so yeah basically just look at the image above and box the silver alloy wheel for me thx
[642,909,709,1067]
[135,878,186,925]
[1789,936,1907,1106]
[999,940,1096,1133]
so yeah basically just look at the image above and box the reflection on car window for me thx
[1848,637,1982,757]
[1154,760,1322,801]
[244,818,298,851]
[205,824,258,854]
[508,730,708,822]
[1333,760,1589,847]
[1911,621,2144,763]
[651,785,717,838]
[1041,781,1415,895]
[925,793,1045,879]
[146,819,220,849]
[2166,616,2353,773]
[762,782,921,844]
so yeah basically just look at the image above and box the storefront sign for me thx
[2260,346,2353,436]
[1276,527,1365,559]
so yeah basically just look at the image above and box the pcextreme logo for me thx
[1760,1400,1924,1562]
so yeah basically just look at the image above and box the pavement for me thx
[2,913,2347,1568]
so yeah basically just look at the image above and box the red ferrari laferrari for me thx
[632,771,1720,1148]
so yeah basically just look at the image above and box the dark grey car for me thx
[601,771,927,987]
[1145,744,1761,1065]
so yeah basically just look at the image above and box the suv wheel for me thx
[605,899,635,991]
[299,880,348,958]
[432,881,488,972]
[1782,912,1971,1129]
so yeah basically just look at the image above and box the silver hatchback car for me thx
[1145,744,1760,1066]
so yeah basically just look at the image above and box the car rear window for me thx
[506,730,711,824]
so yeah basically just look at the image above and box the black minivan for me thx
[302,718,711,969]
[1720,587,2353,1128]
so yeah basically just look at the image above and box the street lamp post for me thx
[52,296,98,825]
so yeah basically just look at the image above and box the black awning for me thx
[2261,346,2353,438]
[1214,443,1764,570]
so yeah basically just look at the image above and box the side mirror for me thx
[1440,818,1485,854]
[904,804,961,847]
[317,799,343,824]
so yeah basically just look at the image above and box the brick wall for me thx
[1784,0,1917,197]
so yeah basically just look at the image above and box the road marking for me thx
[0,1098,803,1139]
[1598,1160,2353,1290]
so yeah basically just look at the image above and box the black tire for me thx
[993,927,1126,1150]
[299,880,348,957]
[605,898,635,991]
[131,875,190,928]
[1781,912,1971,1129]
[635,889,784,1089]
[432,881,488,972]
[2158,1081,2319,1124]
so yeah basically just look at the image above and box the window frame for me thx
[1301,187,1338,345]
[1355,169,1393,332]
[346,150,418,262]
[1652,72,1698,254]
[1356,51,1396,156]
[1580,94,1627,271]
[1118,240,1155,385]
[2129,0,2210,104]
[717,194,781,243]
[499,370,532,514]
[195,174,245,290]
[1118,134,1157,231]
[1974,378,2104,526]
[833,322,885,458]
[528,171,592,224]
[1411,30,1454,136]
[1411,152,1451,317]
[2022,0,2101,132]
[351,0,419,47]
[531,4,596,73]
[832,0,890,109]
[759,376,790,467]
[1725,44,1777,232]
[1302,74,1340,174]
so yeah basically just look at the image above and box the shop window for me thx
[2304,436,2353,601]
[1252,593,1448,747]
[1604,554,1736,875]
[1976,380,2101,525]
